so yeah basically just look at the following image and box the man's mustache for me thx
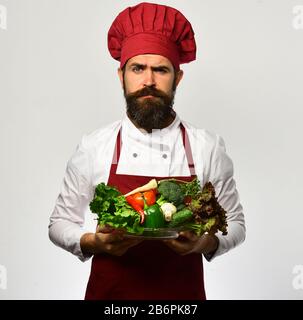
[126,86,169,99]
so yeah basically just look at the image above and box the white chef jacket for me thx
[49,114,245,262]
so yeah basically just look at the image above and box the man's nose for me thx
[143,69,156,87]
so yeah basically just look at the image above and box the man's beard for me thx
[124,82,176,133]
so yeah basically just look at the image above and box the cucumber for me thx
[168,209,193,228]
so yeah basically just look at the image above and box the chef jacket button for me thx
[162,154,167,159]
[133,153,138,158]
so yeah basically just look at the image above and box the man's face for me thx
[118,54,183,132]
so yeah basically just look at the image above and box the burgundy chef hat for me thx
[107,2,196,71]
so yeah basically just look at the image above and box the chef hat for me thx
[107,2,196,70]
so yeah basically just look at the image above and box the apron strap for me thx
[180,123,196,176]
[110,129,122,165]
[112,122,196,175]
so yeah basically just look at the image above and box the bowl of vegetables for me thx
[89,178,228,239]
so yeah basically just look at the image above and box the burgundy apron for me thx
[85,123,205,300]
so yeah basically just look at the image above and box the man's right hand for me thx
[80,226,143,256]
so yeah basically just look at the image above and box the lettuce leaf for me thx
[89,183,144,234]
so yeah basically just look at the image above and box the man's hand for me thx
[80,226,143,256]
[163,231,219,256]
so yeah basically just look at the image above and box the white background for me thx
[1,0,303,299]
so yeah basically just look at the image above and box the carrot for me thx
[124,179,158,197]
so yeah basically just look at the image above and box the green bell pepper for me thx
[144,203,165,228]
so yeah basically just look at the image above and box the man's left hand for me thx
[163,231,219,256]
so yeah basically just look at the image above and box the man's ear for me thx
[117,68,124,88]
[175,70,184,87]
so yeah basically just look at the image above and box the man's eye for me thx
[132,66,143,73]
[155,68,168,74]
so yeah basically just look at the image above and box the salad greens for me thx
[89,183,144,234]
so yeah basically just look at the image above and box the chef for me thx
[49,2,245,300]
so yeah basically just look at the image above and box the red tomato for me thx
[143,190,156,206]
[132,192,144,208]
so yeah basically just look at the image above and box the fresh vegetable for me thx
[156,194,166,206]
[183,217,217,236]
[132,192,144,208]
[143,189,156,206]
[160,203,177,222]
[130,189,156,209]
[89,182,120,214]
[125,195,145,224]
[168,208,193,228]
[179,177,201,197]
[144,203,165,228]
[188,182,228,235]
[157,180,184,206]
[124,179,158,197]
[90,183,144,234]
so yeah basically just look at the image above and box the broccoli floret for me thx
[156,194,167,206]
[157,181,185,206]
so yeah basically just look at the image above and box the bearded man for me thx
[49,2,245,300]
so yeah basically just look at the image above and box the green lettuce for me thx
[90,183,144,234]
